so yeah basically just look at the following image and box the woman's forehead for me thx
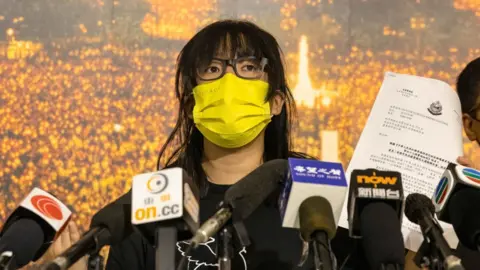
[201,33,259,61]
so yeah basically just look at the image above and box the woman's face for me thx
[187,38,284,119]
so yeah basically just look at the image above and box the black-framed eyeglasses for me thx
[196,56,268,81]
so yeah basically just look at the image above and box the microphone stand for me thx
[0,251,16,270]
[415,213,464,270]
[414,240,449,270]
[155,226,177,270]
[87,252,104,270]
[311,231,334,270]
[217,225,234,270]
[216,220,251,270]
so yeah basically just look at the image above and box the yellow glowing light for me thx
[5,40,43,59]
[292,36,338,108]
[280,3,297,31]
[293,36,317,108]
[141,0,216,40]
[410,17,426,29]
[6,28,14,36]
[454,0,480,17]
[321,96,331,107]
[79,24,88,33]
[113,124,123,132]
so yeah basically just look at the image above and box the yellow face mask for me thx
[192,73,272,148]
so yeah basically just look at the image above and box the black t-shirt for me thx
[106,182,366,270]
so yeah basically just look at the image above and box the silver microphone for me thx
[190,207,232,247]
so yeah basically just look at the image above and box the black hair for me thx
[157,20,311,196]
[457,56,480,116]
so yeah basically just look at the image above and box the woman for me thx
[46,20,369,269]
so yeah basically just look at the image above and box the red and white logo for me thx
[30,195,63,220]
[19,188,71,232]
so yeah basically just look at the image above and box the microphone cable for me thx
[338,240,355,270]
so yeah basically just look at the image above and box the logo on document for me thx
[427,101,442,116]
[433,176,449,204]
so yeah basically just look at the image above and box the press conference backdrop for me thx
[0,0,479,240]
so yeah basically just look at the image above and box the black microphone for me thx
[0,219,45,269]
[0,188,72,269]
[183,159,288,270]
[299,196,337,270]
[346,169,405,270]
[360,202,405,270]
[190,159,288,246]
[405,193,464,270]
[347,169,404,238]
[44,191,132,270]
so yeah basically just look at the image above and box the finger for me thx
[54,234,65,256]
[457,156,472,166]
[61,222,72,249]
[69,221,81,243]
[44,243,56,261]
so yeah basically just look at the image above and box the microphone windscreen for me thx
[90,191,133,245]
[0,218,45,268]
[360,202,405,270]
[298,196,336,241]
[405,193,435,225]
[225,159,288,220]
[448,188,480,250]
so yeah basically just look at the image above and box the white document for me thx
[338,72,464,252]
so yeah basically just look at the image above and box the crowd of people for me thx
[1,39,479,232]
[0,43,180,225]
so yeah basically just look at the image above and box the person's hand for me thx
[405,251,423,270]
[42,220,88,270]
[457,156,477,169]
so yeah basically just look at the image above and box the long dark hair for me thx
[457,56,480,116]
[157,20,310,195]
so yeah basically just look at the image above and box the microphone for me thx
[0,188,71,269]
[185,159,288,270]
[279,158,348,270]
[190,159,289,247]
[432,163,480,250]
[347,169,404,238]
[44,191,132,270]
[131,168,200,270]
[346,169,405,270]
[298,197,337,270]
[360,202,405,270]
[405,193,464,270]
